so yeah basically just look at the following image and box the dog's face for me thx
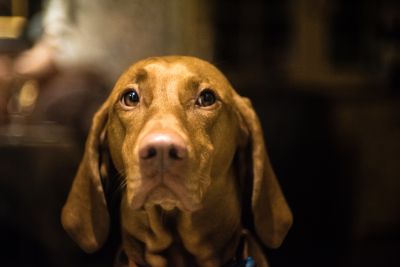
[61,56,292,255]
[106,57,241,212]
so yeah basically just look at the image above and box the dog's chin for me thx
[149,199,180,211]
[146,187,181,211]
[130,185,203,213]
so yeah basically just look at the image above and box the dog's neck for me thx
[126,233,253,267]
[120,174,243,267]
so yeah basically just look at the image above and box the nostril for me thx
[169,147,180,160]
[168,145,186,160]
[141,146,157,159]
[147,147,157,158]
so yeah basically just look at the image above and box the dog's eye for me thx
[121,90,140,107]
[196,89,216,107]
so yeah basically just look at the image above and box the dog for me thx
[61,56,292,267]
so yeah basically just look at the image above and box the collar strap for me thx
[225,256,255,267]
[128,257,255,267]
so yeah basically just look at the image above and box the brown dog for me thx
[61,56,292,267]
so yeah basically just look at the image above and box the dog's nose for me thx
[139,131,187,164]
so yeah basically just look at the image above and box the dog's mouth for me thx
[145,186,182,211]
[128,176,203,213]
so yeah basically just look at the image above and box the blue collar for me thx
[225,256,256,267]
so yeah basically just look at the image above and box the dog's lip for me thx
[162,175,203,212]
[129,182,202,213]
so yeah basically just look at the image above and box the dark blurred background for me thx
[0,0,399,266]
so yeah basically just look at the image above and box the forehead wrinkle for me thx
[132,68,148,83]
[185,76,203,91]
[112,68,147,96]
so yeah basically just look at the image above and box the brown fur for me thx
[61,56,292,267]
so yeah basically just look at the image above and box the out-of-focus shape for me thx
[0,16,26,39]
[18,79,39,113]
[287,0,367,89]
[20,0,214,85]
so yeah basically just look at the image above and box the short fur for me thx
[61,56,292,267]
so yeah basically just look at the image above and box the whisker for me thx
[106,171,128,204]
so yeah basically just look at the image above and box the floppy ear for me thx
[233,93,293,249]
[61,101,110,253]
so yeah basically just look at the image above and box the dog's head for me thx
[61,56,292,253]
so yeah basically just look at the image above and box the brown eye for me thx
[196,89,216,107]
[121,89,140,107]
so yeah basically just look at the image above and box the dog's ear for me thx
[61,101,110,253]
[233,93,292,249]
